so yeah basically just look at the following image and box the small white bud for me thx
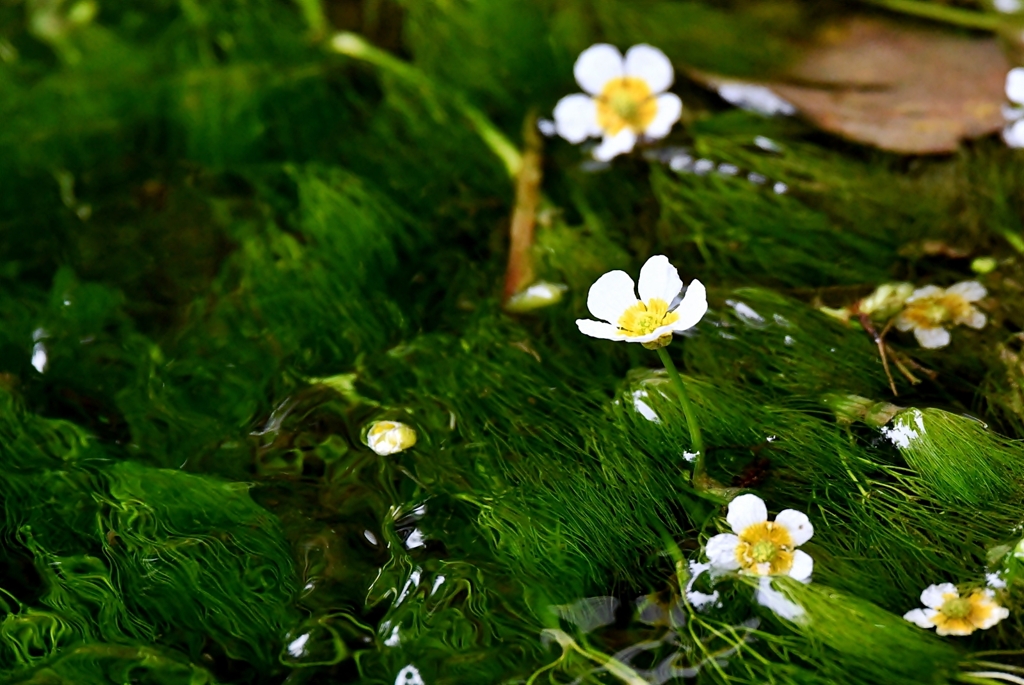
[365,421,417,455]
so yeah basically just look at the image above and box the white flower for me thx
[904,583,1009,636]
[365,421,417,455]
[576,255,707,346]
[705,494,814,580]
[553,44,683,161]
[894,281,987,349]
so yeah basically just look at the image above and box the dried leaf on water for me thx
[689,18,1009,154]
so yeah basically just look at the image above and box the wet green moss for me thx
[3,0,1024,683]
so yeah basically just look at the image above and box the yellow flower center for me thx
[596,77,658,135]
[734,521,795,576]
[617,298,679,337]
[931,592,995,635]
[901,294,974,329]
[941,597,972,620]
[750,540,777,563]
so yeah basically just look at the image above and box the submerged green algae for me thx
[4,0,1024,683]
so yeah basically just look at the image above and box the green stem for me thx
[999,229,1024,257]
[329,32,522,178]
[655,346,706,483]
[856,0,1001,31]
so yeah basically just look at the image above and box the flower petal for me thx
[576,318,627,341]
[593,129,637,161]
[638,255,683,304]
[1005,119,1024,148]
[956,307,986,330]
[903,608,938,629]
[946,280,986,302]
[974,603,1010,630]
[906,285,944,303]
[895,313,915,332]
[574,43,624,95]
[788,550,814,582]
[914,326,951,349]
[936,620,976,637]
[672,280,708,333]
[774,509,813,546]
[586,270,638,323]
[705,533,740,571]
[623,44,674,93]
[726,493,768,534]
[921,583,957,609]
[553,94,600,143]
[643,93,682,139]
[1007,67,1024,105]
[756,577,805,621]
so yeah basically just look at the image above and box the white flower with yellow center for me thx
[365,420,417,456]
[894,281,986,349]
[705,494,814,580]
[553,44,683,161]
[904,584,1009,637]
[576,255,707,348]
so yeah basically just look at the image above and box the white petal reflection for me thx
[685,561,721,611]
[554,596,620,633]
[405,528,426,549]
[395,665,426,685]
[755,578,805,621]
[728,300,765,326]
[31,343,48,373]
[632,390,660,422]
[287,633,310,657]
[717,83,796,116]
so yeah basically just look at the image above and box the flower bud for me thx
[365,421,417,455]
[859,282,914,320]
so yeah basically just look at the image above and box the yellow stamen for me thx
[901,293,975,329]
[617,298,679,337]
[596,77,658,135]
[931,592,996,636]
[734,521,795,576]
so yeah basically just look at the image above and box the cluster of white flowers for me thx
[823,280,988,350]
[691,494,1010,635]
[553,42,1011,639]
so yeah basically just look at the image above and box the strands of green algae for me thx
[5,0,1024,683]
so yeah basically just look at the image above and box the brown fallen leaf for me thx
[690,17,1009,154]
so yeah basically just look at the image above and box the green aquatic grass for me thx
[3,0,1024,683]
